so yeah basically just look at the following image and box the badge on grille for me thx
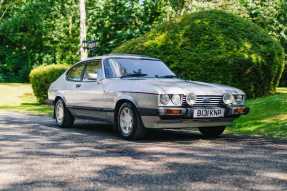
[202,97,210,103]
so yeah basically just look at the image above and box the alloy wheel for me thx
[119,106,134,136]
[55,100,64,125]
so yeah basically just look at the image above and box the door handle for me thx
[75,84,81,88]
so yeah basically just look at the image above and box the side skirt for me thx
[67,106,114,124]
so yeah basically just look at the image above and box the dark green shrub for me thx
[29,64,68,103]
[114,10,285,98]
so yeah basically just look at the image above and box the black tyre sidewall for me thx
[117,102,145,140]
[55,99,74,128]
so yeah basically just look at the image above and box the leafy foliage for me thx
[1,0,286,86]
[166,0,287,85]
[0,0,79,82]
[87,0,169,55]
[114,10,285,98]
[29,64,68,103]
[0,0,169,82]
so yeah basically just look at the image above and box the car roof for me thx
[81,54,160,62]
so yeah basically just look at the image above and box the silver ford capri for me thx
[48,54,249,140]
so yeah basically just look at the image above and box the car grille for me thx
[182,95,223,107]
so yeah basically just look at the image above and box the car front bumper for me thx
[140,106,249,129]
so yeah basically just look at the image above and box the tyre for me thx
[54,99,74,128]
[116,102,146,140]
[198,126,226,138]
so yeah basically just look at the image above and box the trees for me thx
[114,10,285,97]
[1,0,285,84]
[0,0,54,82]
[239,0,287,85]
[162,0,287,85]
[0,0,79,82]
[87,0,168,55]
[164,0,286,50]
[0,0,168,81]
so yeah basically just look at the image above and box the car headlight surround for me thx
[234,94,245,105]
[171,94,182,106]
[160,94,170,105]
[223,93,235,105]
[186,93,197,106]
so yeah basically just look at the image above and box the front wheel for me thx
[54,99,74,128]
[116,102,146,140]
[198,126,225,138]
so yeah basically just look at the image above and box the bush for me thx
[114,10,285,98]
[29,64,68,103]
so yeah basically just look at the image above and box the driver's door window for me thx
[83,60,101,81]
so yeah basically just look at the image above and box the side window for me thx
[66,63,85,81]
[83,60,101,81]
[104,58,121,78]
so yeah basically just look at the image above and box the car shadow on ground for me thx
[0,113,287,191]
[73,121,204,141]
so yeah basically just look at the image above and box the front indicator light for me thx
[165,109,182,115]
[233,107,250,115]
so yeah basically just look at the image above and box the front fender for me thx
[114,93,139,108]
[114,92,158,110]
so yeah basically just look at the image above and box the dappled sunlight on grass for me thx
[262,114,287,123]
[229,88,287,139]
[277,87,287,94]
[0,83,52,115]
[0,83,32,106]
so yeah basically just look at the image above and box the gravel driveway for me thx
[0,112,286,191]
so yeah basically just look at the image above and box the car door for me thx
[75,59,108,121]
[64,62,86,109]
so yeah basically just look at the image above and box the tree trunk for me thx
[79,0,87,60]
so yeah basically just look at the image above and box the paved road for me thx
[0,112,286,191]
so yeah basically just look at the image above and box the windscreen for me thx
[104,58,176,78]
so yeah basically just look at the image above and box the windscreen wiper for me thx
[121,73,148,78]
[157,75,177,78]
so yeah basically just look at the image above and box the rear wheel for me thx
[54,99,74,128]
[116,102,146,140]
[198,126,225,138]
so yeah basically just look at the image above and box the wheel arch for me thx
[115,99,136,115]
[54,95,67,105]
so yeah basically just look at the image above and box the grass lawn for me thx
[229,87,287,139]
[0,83,52,115]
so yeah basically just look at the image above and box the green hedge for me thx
[29,64,68,103]
[114,10,285,98]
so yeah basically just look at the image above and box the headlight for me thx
[234,95,245,105]
[171,94,182,106]
[160,94,170,105]
[223,93,234,105]
[186,93,196,106]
